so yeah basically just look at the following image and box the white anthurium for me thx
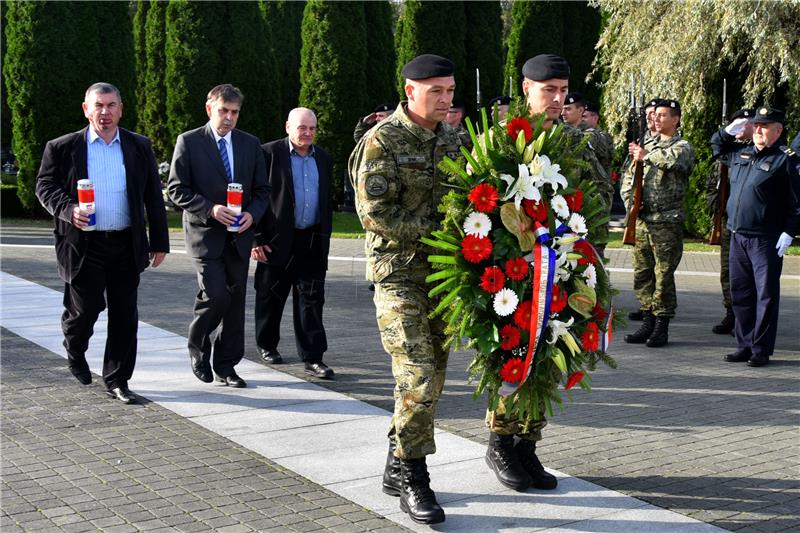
[584,263,598,288]
[463,212,492,238]
[538,154,568,192]
[551,195,570,219]
[547,316,575,344]
[567,212,588,236]
[500,164,541,209]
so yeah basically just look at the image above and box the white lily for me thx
[547,316,575,344]
[538,154,568,192]
[501,164,541,209]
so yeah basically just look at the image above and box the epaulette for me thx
[781,145,796,157]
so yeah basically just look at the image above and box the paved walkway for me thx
[2,226,799,532]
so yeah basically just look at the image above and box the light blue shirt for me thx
[289,143,320,229]
[86,128,129,230]
[210,126,234,182]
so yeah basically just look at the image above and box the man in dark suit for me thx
[168,84,269,388]
[36,82,169,404]
[252,108,334,379]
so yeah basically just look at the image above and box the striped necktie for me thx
[218,138,232,182]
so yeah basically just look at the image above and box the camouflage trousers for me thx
[633,219,684,318]
[485,397,547,442]
[374,268,448,460]
[720,223,731,309]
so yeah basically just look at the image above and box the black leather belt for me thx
[88,228,131,239]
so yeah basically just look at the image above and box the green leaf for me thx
[428,255,458,265]
[428,277,459,298]
[419,236,460,252]
[425,269,460,283]
[432,287,461,316]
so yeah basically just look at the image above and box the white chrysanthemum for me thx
[463,212,492,238]
[547,316,574,344]
[567,212,588,236]
[551,195,569,219]
[493,288,519,317]
[584,264,597,288]
[501,164,541,209]
[538,154,568,192]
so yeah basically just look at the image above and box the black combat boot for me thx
[646,316,670,347]
[485,432,531,492]
[399,458,445,524]
[515,439,558,490]
[712,308,735,335]
[628,309,644,321]
[382,440,402,497]
[624,311,654,343]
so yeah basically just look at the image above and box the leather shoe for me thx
[190,354,213,383]
[106,385,136,404]
[724,350,752,363]
[747,354,770,367]
[259,348,283,364]
[68,359,92,385]
[215,372,247,388]
[304,362,334,379]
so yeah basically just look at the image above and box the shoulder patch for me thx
[365,175,389,197]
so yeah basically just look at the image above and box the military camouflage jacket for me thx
[621,132,695,223]
[349,103,462,282]
[582,125,614,177]
[562,122,614,208]
[454,124,473,151]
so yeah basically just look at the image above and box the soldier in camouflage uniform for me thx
[349,54,461,525]
[706,108,753,335]
[622,99,695,348]
[582,100,616,257]
[446,100,473,151]
[483,54,611,494]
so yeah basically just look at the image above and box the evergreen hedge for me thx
[363,1,397,109]
[504,1,564,95]
[141,0,169,162]
[464,1,504,117]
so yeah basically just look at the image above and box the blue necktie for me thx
[218,138,232,182]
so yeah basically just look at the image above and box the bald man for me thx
[252,108,335,379]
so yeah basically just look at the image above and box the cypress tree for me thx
[363,1,397,109]
[464,1,504,116]
[504,1,564,93]
[299,0,367,207]
[1,1,11,153]
[264,0,305,121]
[165,1,226,151]
[394,1,467,102]
[560,1,602,102]
[142,0,169,161]
[133,1,150,135]
[94,1,137,131]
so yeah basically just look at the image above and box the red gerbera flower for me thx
[461,234,493,263]
[467,183,499,213]
[565,189,584,212]
[499,324,521,350]
[480,266,506,293]
[499,357,526,384]
[505,257,529,281]
[507,117,533,143]
[550,284,567,314]
[573,239,596,266]
[513,300,532,331]
[581,322,600,352]
[565,371,585,390]
[522,198,548,223]
[592,303,607,322]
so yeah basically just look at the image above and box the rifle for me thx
[622,76,647,246]
[709,79,728,245]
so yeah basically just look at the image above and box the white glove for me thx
[776,232,793,257]
[725,117,749,136]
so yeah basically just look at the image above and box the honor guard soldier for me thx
[350,54,462,525]
[711,107,800,367]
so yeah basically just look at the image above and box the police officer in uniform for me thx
[622,99,695,347]
[483,54,611,494]
[706,108,753,335]
[349,54,461,525]
[711,107,799,367]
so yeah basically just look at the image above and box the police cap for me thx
[657,99,681,115]
[730,108,754,121]
[565,92,585,106]
[752,107,785,125]
[522,54,570,81]
[401,54,455,80]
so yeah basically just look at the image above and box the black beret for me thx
[730,108,754,121]
[522,54,570,81]
[401,54,455,80]
[488,95,511,107]
[645,98,664,109]
[657,99,681,115]
[565,92,585,106]
[752,106,785,125]
[373,103,393,113]
[450,99,466,111]
[584,101,600,114]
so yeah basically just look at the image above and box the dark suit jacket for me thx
[167,123,269,259]
[35,127,170,283]
[256,138,333,268]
